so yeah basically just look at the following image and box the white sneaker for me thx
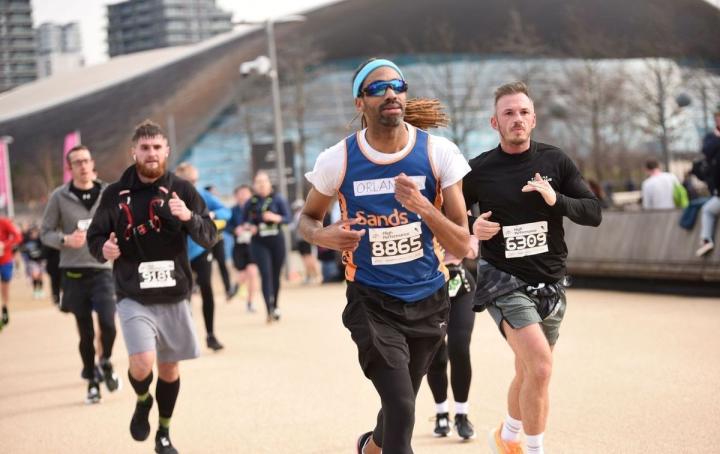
[696,240,714,257]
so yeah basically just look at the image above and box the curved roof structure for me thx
[1,0,719,201]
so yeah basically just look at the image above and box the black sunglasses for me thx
[361,79,409,97]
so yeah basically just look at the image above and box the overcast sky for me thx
[30,0,338,65]
[30,0,720,66]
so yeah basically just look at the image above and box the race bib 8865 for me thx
[503,221,548,258]
[369,222,424,265]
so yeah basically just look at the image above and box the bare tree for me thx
[682,64,720,136]
[558,60,633,181]
[413,22,489,157]
[633,58,689,169]
[278,37,324,199]
[495,8,550,87]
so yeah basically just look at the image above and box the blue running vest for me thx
[338,129,448,302]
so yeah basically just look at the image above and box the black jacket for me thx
[87,166,217,304]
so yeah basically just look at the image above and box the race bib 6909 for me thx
[369,222,423,265]
[503,221,548,258]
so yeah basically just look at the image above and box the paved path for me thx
[1,279,718,453]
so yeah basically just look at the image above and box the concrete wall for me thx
[565,209,720,282]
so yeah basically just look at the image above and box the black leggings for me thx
[370,336,442,454]
[75,302,116,378]
[427,271,476,404]
[250,235,285,315]
[212,237,232,293]
[46,249,61,304]
[191,251,216,335]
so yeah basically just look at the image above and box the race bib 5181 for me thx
[138,260,176,289]
[503,221,548,258]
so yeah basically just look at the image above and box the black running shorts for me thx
[232,243,253,271]
[342,281,450,377]
[60,269,116,316]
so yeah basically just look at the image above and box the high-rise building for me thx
[0,0,36,92]
[36,22,84,79]
[107,0,233,58]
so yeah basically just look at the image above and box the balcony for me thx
[7,2,32,13]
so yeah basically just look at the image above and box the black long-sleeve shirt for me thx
[463,141,601,284]
[87,166,217,304]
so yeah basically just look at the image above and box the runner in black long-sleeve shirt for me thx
[463,82,601,454]
[87,120,217,454]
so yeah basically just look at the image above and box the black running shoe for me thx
[454,413,475,440]
[130,395,154,441]
[433,412,451,437]
[206,334,224,351]
[356,431,373,454]
[226,283,239,301]
[155,428,179,454]
[85,380,101,404]
[100,358,121,392]
[80,364,103,381]
[2,307,8,326]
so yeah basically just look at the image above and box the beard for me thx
[377,100,405,127]
[501,126,530,146]
[136,160,166,180]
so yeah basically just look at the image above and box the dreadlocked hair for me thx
[349,97,450,131]
[404,98,449,130]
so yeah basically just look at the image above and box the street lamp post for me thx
[237,15,305,280]
[236,15,305,202]
[265,19,288,203]
[0,136,14,219]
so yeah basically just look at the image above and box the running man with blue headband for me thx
[299,57,471,454]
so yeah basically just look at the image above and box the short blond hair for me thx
[494,81,532,106]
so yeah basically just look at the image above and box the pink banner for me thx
[0,141,8,211]
[63,130,81,183]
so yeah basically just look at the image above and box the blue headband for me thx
[352,59,405,98]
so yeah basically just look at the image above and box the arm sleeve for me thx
[226,206,240,231]
[462,167,479,234]
[431,136,471,188]
[86,189,115,263]
[182,186,218,249]
[304,142,345,196]
[550,155,602,226]
[40,192,64,250]
[275,195,292,224]
[204,192,231,221]
[641,181,651,209]
[8,221,22,247]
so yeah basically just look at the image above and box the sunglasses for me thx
[361,79,408,97]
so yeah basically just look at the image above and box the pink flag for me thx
[63,130,81,183]
[0,141,8,211]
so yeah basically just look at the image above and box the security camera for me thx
[239,55,272,77]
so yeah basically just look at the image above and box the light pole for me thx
[0,136,13,219]
[237,15,306,280]
[236,15,305,202]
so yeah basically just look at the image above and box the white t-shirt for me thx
[305,123,470,196]
[641,172,679,210]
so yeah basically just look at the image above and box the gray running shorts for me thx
[117,298,201,363]
[487,289,567,345]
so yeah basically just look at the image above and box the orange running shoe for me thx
[488,423,524,454]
